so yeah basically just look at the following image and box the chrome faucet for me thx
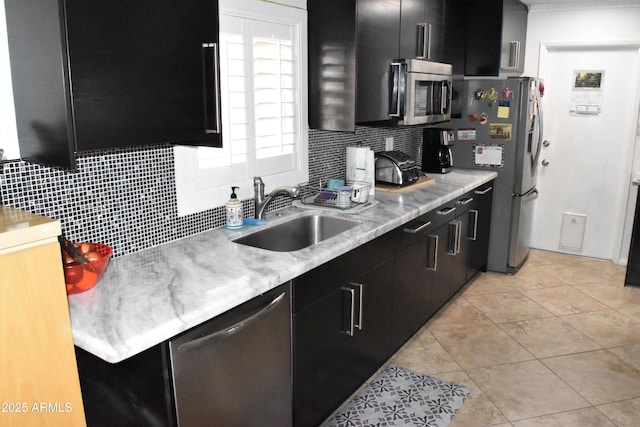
[253,177,301,220]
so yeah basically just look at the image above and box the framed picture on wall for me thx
[573,70,604,90]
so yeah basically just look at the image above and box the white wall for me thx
[524,1,640,76]
[524,1,640,263]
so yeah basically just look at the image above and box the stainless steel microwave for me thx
[390,59,452,125]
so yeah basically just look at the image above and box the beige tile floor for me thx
[390,249,640,427]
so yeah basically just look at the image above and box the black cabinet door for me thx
[427,221,453,313]
[500,0,528,73]
[5,0,221,168]
[425,0,445,62]
[307,0,357,131]
[393,232,438,349]
[467,184,494,278]
[67,0,222,151]
[399,0,445,61]
[428,213,469,312]
[464,0,527,76]
[293,260,394,427]
[399,0,426,59]
[356,0,401,124]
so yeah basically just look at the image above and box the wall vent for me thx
[559,213,587,251]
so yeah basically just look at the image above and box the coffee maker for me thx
[422,127,454,174]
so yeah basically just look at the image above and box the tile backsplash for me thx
[1,125,425,257]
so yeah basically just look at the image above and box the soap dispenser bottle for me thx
[225,186,243,228]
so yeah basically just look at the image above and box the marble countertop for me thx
[67,168,497,363]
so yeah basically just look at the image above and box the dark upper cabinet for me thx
[356,0,401,125]
[464,0,528,76]
[399,0,445,62]
[309,0,448,131]
[4,0,222,169]
[308,0,401,130]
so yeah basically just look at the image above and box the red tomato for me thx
[65,266,84,284]
[75,270,98,290]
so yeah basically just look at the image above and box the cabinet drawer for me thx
[394,210,438,252]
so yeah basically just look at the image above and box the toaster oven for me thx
[374,150,420,187]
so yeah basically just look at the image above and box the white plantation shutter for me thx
[174,0,308,216]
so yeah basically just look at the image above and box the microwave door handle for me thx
[426,23,432,60]
[441,83,448,115]
[390,62,401,117]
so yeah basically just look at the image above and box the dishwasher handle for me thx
[177,292,287,352]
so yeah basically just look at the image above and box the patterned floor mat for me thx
[322,365,470,427]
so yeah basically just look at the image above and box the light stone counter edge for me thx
[68,169,497,363]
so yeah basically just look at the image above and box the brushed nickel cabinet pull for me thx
[342,287,355,336]
[427,234,438,271]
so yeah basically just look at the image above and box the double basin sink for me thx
[233,214,361,252]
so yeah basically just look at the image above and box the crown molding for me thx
[528,0,640,12]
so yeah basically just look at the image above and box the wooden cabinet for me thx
[0,207,86,426]
[399,0,445,61]
[464,0,528,76]
[293,236,395,427]
[5,0,222,169]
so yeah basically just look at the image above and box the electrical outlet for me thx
[385,137,394,151]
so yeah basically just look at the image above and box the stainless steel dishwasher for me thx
[169,284,292,427]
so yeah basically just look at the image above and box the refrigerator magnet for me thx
[478,113,489,125]
[489,123,512,140]
[457,129,476,141]
[473,144,504,168]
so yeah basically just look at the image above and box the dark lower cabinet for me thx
[392,181,495,351]
[392,211,442,350]
[468,184,494,279]
[625,185,640,287]
[76,182,494,427]
[293,240,395,427]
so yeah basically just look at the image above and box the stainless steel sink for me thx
[233,215,361,252]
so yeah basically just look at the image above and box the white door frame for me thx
[538,41,640,264]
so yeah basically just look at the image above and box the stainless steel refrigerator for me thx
[449,77,543,273]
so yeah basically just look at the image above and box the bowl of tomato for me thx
[63,242,112,295]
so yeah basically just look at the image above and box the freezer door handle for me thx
[523,189,539,202]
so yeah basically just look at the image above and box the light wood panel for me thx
[1,241,86,426]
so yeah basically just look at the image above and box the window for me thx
[0,1,19,160]
[174,0,308,216]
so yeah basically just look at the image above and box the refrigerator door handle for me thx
[523,189,539,203]
[531,85,544,171]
